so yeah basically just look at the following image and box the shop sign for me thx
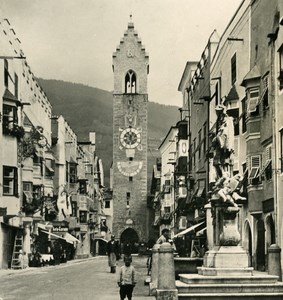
[80,224,88,232]
[53,226,68,233]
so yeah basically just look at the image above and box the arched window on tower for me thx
[125,70,137,94]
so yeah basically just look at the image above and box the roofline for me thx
[178,61,198,91]
[158,126,178,150]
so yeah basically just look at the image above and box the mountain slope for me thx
[37,79,180,185]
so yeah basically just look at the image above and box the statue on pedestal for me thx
[209,105,246,247]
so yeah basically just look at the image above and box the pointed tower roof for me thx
[112,17,148,59]
[241,65,261,87]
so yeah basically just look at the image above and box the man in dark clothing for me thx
[107,235,120,273]
[123,241,132,259]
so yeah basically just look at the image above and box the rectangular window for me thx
[3,166,18,196]
[203,123,207,154]
[45,159,55,177]
[85,164,93,175]
[129,176,133,182]
[198,129,202,159]
[71,201,77,217]
[248,88,260,115]
[262,75,269,110]
[4,59,9,88]
[14,73,18,98]
[193,138,196,166]
[227,108,239,136]
[66,161,69,182]
[69,163,77,183]
[79,211,87,224]
[249,155,261,185]
[215,82,219,106]
[23,181,32,192]
[231,53,237,85]
[33,185,42,202]
[278,44,283,90]
[265,146,272,180]
[164,206,171,213]
[79,180,87,194]
[105,200,110,209]
[23,181,33,204]
[3,104,18,134]
[126,192,130,199]
[188,142,192,172]
[241,98,247,133]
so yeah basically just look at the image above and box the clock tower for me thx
[112,20,149,245]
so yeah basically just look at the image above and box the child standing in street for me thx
[117,256,136,300]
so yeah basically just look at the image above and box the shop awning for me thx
[174,221,205,237]
[41,230,66,241]
[64,232,81,244]
[93,237,108,243]
[37,222,53,231]
[196,227,207,236]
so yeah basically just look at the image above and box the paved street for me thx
[0,255,155,300]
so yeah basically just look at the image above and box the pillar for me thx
[205,203,213,250]
[156,242,178,300]
[149,243,160,296]
[268,244,282,281]
[23,224,31,254]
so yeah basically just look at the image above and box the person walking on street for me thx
[123,241,132,259]
[107,234,120,273]
[156,228,170,244]
[117,255,136,300]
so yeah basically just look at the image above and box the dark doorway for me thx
[256,219,265,271]
[248,225,252,267]
[120,228,139,254]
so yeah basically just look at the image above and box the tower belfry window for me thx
[125,70,136,94]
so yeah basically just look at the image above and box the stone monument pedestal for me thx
[199,245,253,276]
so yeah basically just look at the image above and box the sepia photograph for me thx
[0,0,283,299]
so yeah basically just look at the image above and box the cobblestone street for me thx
[0,255,155,300]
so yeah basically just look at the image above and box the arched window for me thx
[125,70,136,94]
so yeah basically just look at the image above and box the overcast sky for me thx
[0,0,242,107]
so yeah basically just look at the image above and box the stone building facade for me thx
[112,21,149,245]
[0,18,107,268]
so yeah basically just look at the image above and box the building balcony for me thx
[3,123,25,140]
[160,212,173,225]
[247,184,263,213]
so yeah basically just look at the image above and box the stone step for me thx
[179,273,279,284]
[176,280,283,294]
[177,292,283,299]
[198,266,254,276]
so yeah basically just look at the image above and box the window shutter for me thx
[248,88,260,113]
[251,155,260,168]
[266,145,272,161]
[249,155,261,179]
[14,167,18,196]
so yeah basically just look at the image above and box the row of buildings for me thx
[0,18,111,269]
[149,0,283,275]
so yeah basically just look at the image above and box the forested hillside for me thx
[37,79,180,186]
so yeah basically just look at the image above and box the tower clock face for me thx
[120,127,141,149]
